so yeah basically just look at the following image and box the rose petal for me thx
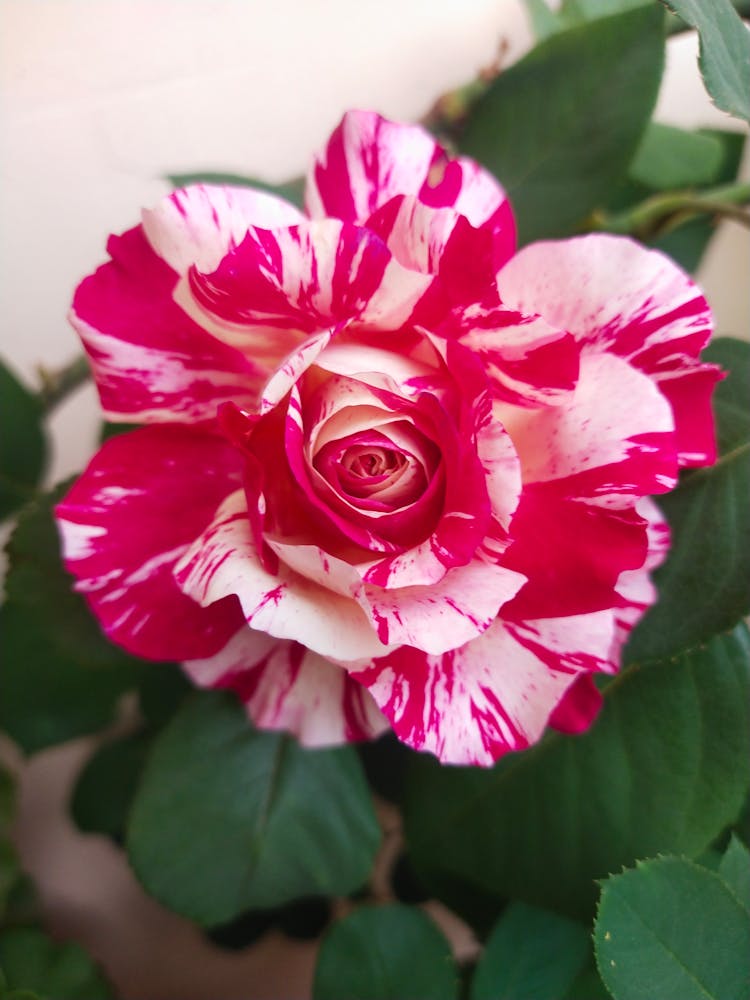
[547,675,603,734]
[55,426,245,660]
[449,305,580,407]
[360,559,526,654]
[307,110,514,256]
[174,489,394,661]
[71,226,263,423]
[142,183,304,275]
[497,233,717,466]
[351,611,616,765]
[185,629,387,747]
[497,352,678,503]
[613,496,670,646]
[502,489,649,619]
[177,219,437,354]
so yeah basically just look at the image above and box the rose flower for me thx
[56,111,719,766]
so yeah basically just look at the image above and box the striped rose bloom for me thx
[56,111,719,765]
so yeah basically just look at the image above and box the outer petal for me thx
[449,306,580,408]
[185,629,387,747]
[71,226,264,423]
[360,558,526,654]
[365,195,512,293]
[174,490,393,662]
[613,496,671,648]
[178,220,438,354]
[142,183,304,274]
[497,352,678,502]
[55,426,245,660]
[306,110,514,261]
[351,611,618,766]
[497,234,719,465]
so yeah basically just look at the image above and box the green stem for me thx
[589,182,750,239]
[37,355,91,414]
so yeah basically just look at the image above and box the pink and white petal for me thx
[654,363,722,466]
[359,559,526,654]
[142,183,304,274]
[71,227,264,423]
[265,538,365,598]
[315,328,444,395]
[497,352,678,502]
[185,629,388,747]
[306,111,513,252]
[497,234,716,464]
[497,234,712,362]
[613,496,670,647]
[502,489,650,619]
[351,611,614,766]
[365,197,464,275]
[174,490,393,661]
[365,195,508,296]
[547,675,603,734]
[260,329,334,413]
[452,306,580,407]
[55,426,245,661]
[477,398,523,534]
[177,220,436,353]
[307,111,437,222]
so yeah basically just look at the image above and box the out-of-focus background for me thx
[0,2,747,997]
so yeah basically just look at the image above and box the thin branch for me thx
[36,355,91,414]
[588,182,750,239]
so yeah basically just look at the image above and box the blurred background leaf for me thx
[126,692,381,925]
[470,901,590,1000]
[313,904,459,1000]
[0,361,48,522]
[459,4,665,243]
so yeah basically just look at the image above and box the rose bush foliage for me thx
[55,111,719,766]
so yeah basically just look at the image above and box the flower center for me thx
[313,430,434,513]
[343,445,406,488]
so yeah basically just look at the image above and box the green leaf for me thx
[630,123,725,189]
[0,360,48,521]
[626,338,750,663]
[595,857,750,1000]
[707,338,750,455]
[0,604,136,755]
[562,0,656,16]
[98,421,139,443]
[563,964,612,1000]
[70,731,151,841]
[136,663,192,729]
[127,692,381,925]
[458,4,665,243]
[0,768,20,918]
[646,128,745,271]
[4,484,143,669]
[524,0,650,38]
[718,835,750,913]
[404,627,750,921]
[522,0,562,39]
[471,902,590,1000]
[313,904,459,1000]
[166,172,305,209]
[660,0,750,122]
[0,928,112,1000]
